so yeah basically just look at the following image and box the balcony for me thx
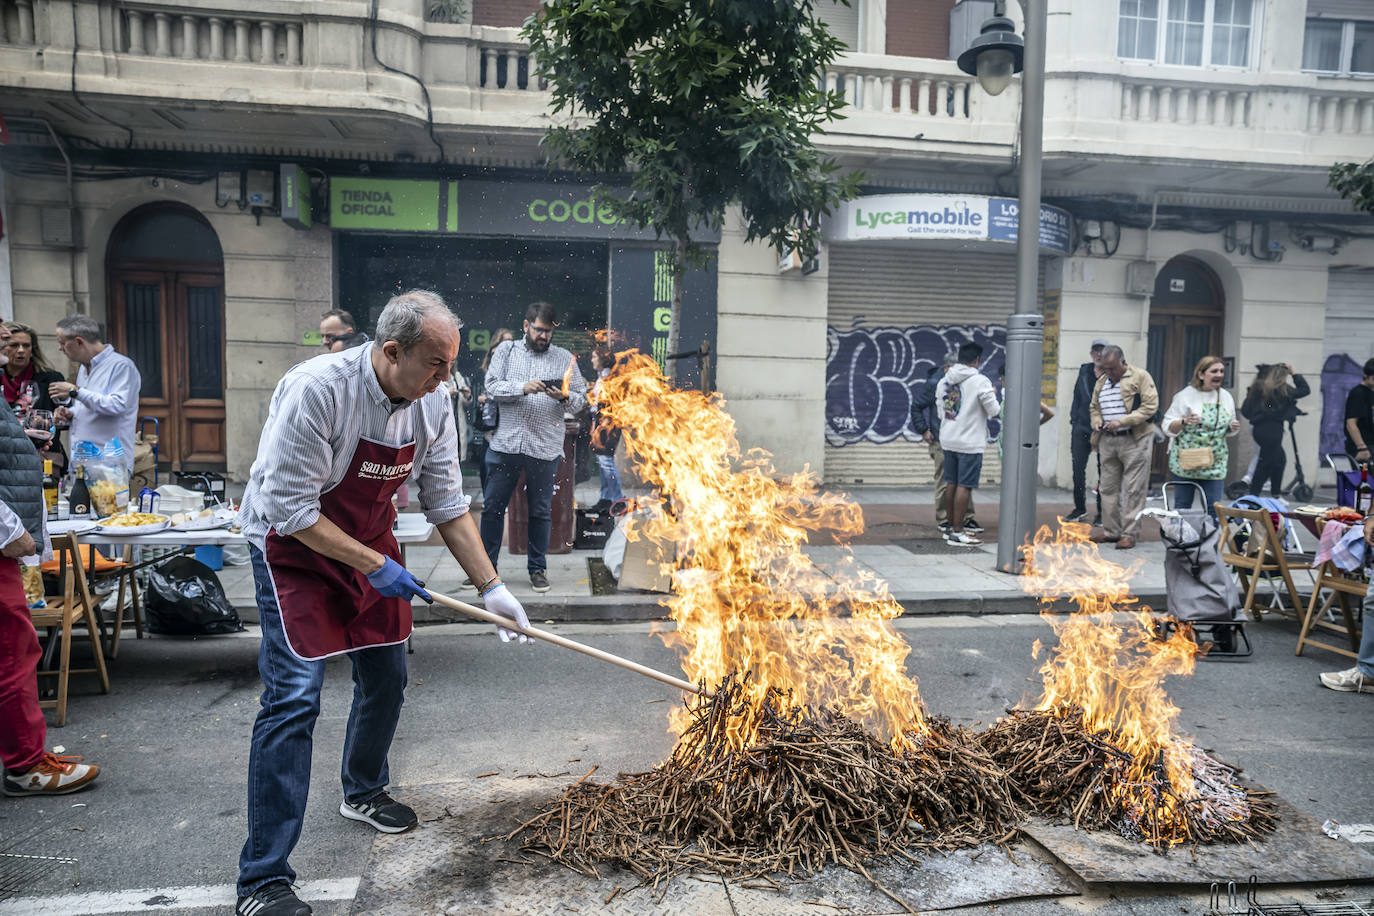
[0,0,1367,176]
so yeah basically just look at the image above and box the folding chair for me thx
[1296,518,1365,660]
[1215,504,1314,621]
[40,540,142,658]
[33,533,111,727]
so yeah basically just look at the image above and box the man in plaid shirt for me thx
[480,302,587,593]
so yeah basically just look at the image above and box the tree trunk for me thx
[666,234,687,383]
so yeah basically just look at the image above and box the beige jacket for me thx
[1090,365,1159,449]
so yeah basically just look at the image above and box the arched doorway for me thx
[106,204,226,470]
[1146,255,1225,479]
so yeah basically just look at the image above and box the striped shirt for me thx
[485,338,588,461]
[238,343,470,551]
[1098,378,1127,424]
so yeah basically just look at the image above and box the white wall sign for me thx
[826,193,1073,253]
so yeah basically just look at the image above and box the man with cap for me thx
[1067,339,1108,523]
[233,290,532,916]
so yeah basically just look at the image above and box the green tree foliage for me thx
[1329,159,1374,215]
[524,0,861,375]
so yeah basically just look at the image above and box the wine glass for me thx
[13,381,36,419]
[23,409,53,442]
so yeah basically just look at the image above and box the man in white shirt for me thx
[233,290,533,916]
[49,315,141,473]
[934,342,1000,547]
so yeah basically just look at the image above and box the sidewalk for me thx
[215,480,1173,622]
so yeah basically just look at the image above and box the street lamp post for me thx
[958,0,1046,575]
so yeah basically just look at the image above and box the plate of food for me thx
[170,507,235,531]
[94,512,172,535]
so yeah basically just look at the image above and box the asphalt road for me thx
[0,611,1369,915]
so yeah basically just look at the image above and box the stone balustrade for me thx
[478,41,539,91]
[0,0,37,46]
[1120,76,1374,136]
[826,54,982,120]
[1306,89,1374,135]
[1121,80,1253,127]
[117,4,302,66]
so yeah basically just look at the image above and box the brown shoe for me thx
[1115,536,1136,550]
[3,753,99,797]
[1088,530,1118,543]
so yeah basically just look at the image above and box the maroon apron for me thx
[265,435,417,661]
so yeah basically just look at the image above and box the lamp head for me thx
[956,14,1025,96]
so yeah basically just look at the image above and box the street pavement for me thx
[2,478,1366,914]
[0,607,1370,915]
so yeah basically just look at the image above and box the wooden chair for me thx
[1215,503,1314,621]
[40,540,142,658]
[33,534,111,727]
[1296,518,1365,660]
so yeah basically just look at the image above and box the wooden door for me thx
[1146,311,1225,480]
[111,268,226,470]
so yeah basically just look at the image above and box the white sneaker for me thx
[946,531,983,547]
[1319,667,1374,694]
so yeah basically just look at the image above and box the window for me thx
[1117,0,1255,68]
[1304,18,1374,75]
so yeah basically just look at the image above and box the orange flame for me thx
[596,350,926,750]
[1021,521,1246,846]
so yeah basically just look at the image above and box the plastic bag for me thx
[144,556,245,636]
[72,437,130,518]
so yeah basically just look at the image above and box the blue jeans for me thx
[238,547,407,896]
[596,453,623,503]
[481,449,559,575]
[1170,475,1225,519]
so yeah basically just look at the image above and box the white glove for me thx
[483,583,532,645]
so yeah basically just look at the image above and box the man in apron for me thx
[233,290,531,916]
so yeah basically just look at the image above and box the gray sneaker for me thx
[530,571,550,593]
[1319,666,1374,694]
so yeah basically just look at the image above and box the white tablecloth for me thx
[75,512,436,548]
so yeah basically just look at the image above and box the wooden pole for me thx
[425,589,710,699]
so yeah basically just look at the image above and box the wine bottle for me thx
[1357,467,1372,515]
[69,465,92,519]
[42,460,59,520]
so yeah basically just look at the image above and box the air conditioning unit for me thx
[1126,259,1156,297]
[40,207,79,248]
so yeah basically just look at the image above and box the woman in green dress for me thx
[1162,354,1241,517]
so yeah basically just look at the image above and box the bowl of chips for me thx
[94,512,171,536]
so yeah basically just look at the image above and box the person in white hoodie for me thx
[935,342,1000,546]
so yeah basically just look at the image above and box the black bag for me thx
[590,416,622,457]
[145,556,245,636]
[575,508,615,550]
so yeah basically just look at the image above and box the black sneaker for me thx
[461,577,476,590]
[1065,509,1087,522]
[339,792,417,834]
[530,570,551,593]
[1091,514,1102,527]
[937,522,954,536]
[963,518,984,534]
[236,881,312,916]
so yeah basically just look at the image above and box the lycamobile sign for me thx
[828,193,1072,253]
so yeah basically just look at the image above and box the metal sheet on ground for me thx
[1023,794,1374,886]
[350,778,1077,915]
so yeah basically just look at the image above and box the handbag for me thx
[1176,392,1222,471]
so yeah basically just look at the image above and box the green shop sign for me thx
[329,178,458,232]
[327,177,719,242]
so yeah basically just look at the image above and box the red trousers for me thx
[0,557,45,773]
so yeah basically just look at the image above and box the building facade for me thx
[0,0,1368,487]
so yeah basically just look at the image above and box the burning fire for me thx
[1021,522,1252,846]
[595,351,925,750]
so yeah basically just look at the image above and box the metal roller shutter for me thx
[824,246,1044,486]
[1321,268,1374,460]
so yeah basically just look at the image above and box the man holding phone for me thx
[479,302,587,593]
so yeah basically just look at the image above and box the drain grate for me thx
[890,537,982,556]
[0,804,83,902]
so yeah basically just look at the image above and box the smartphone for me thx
[541,379,565,390]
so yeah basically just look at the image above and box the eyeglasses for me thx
[526,324,554,337]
